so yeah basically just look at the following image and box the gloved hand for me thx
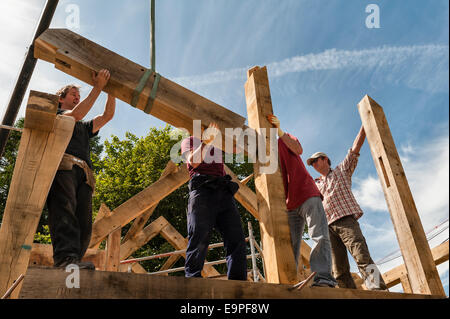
[267,114,285,137]
[202,122,220,145]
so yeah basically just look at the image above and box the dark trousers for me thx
[47,166,93,266]
[185,175,247,280]
[329,215,387,290]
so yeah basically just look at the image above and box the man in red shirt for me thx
[307,126,387,290]
[268,115,336,287]
[180,122,247,280]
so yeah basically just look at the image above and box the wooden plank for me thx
[118,260,148,274]
[122,161,178,244]
[159,254,181,276]
[0,92,75,298]
[88,163,189,248]
[19,267,444,299]
[358,95,445,296]
[29,244,105,270]
[240,173,254,186]
[119,216,169,260]
[103,205,121,272]
[400,274,413,294]
[224,165,259,219]
[244,66,298,284]
[34,29,250,153]
[383,241,449,288]
[351,272,367,290]
[300,241,311,269]
[91,203,112,250]
[24,91,58,131]
[159,221,221,278]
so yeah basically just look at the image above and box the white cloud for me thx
[172,44,449,94]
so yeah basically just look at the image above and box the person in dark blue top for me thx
[47,69,115,269]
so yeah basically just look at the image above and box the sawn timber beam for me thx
[34,28,252,153]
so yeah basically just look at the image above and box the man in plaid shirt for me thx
[307,126,387,290]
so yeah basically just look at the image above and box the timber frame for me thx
[0,28,447,299]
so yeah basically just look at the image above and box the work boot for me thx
[54,256,95,270]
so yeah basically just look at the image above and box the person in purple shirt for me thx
[180,122,247,280]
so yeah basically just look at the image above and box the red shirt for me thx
[278,134,322,211]
[181,136,225,178]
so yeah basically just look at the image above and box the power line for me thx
[375,218,449,265]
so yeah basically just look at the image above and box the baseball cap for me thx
[307,152,328,166]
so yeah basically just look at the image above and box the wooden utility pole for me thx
[244,66,299,284]
[358,95,445,296]
[0,91,75,298]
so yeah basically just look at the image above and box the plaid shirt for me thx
[314,149,364,225]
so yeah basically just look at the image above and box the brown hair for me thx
[56,84,81,98]
[56,84,81,108]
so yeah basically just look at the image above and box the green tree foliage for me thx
[0,121,262,277]
[92,126,261,275]
[0,118,24,222]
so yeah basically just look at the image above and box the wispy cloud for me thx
[173,44,449,94]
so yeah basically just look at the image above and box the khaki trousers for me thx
[328,215,387,290]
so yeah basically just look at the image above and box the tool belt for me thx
[189,174,239,196]
[58,153,96,191]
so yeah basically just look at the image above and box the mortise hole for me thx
[378,156,390,188]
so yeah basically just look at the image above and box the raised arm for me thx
[267,114,303,155]
[351,125,366,154]
[92,94,116,133]
[185,122,220,168]
[63,69,110,121]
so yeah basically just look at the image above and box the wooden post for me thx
[244,66,298,284]
[400,274,413,294]
[0,91,75,298]
[102,205,121,272]
[358,95,445,296]
[119,216,169,260]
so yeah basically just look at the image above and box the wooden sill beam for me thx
[19,267,444,299]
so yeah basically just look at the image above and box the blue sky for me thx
[0,0,448,295]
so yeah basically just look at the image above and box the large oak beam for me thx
[34,29,252,153]
[358,95,445,296]
[244,66,298,284]
[19,267,444,299]
[0,91,75,298]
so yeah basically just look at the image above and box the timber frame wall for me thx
[0,28,447,299]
